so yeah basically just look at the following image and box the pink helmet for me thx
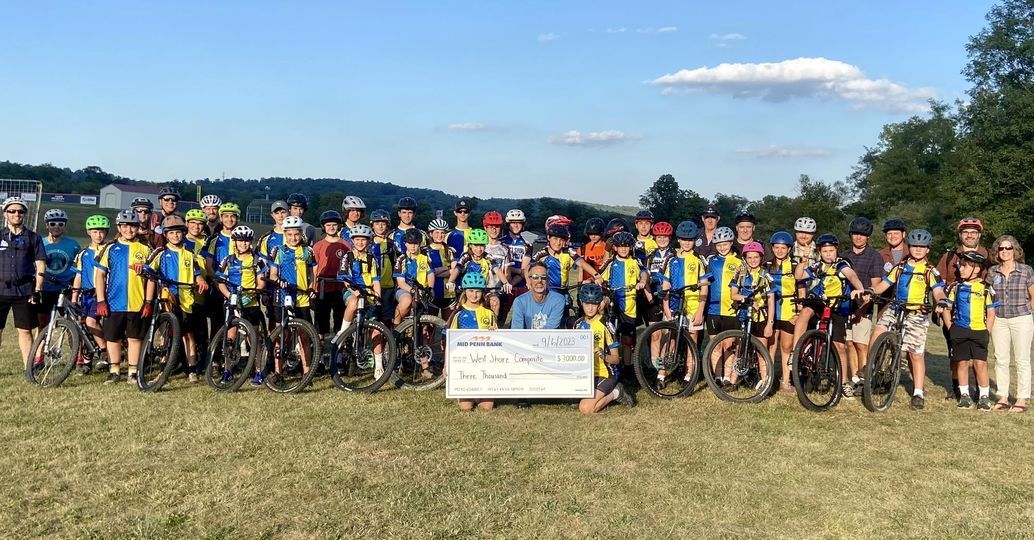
[742,241,765,255]
[545,215,572,230]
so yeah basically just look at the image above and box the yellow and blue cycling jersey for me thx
[447,227,472,255]
[599,255,644,318]
[393,251,434,288]
[730,266,774,322]
[529,246,583,289]
[391,226,428,254]
[645,247,673,295]
[804,258,854,315]
[146,244,204,314]
[706,252,744,317]
[884,259,943,308]
[453,252,495,286]
[634,235,659,264]
[947,279,998,331]
[425,244,457,300]
[73,244,105,291]
[270,244,317,308]
[96,239,152,313]
[203,231,235,269]
[573,315,619,379]
[767,257,799,322]
[449,304,496,329]
[372,234,396,290]
[661,250,709,316]
[218,252,270,308]
[257,229,284,259]
[337,250,381,289]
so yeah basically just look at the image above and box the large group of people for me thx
[7,188,1034,415]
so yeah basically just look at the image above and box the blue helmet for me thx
[578,283,604,304]
[461,272,487,289]
[907,229,933,247]
[370,209,391,222]
[675,221,699,240]
[770,231,793,246]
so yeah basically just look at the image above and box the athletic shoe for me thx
[957,395,974,410]
[104,372,120,384]
[853,380,864,395]
[188,372,199,384]
[656,377,667,391]
[78,364,92,376]
[615,383,636,407]
[374,367,384,379]
[911,395,925,410]
[220,370,233,384]
[251,373,264,386]
[128,373,139,385]
[842,383,855,399]
[977,396,993,411]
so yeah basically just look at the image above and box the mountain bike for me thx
[329,279,397,393]
[701,290,775,403]
[25,276,106,387]
[789,296,852,412]
[205,276,264,392]
[263,283,322,393]
[392,279,448,390]
[633,284,702,399]
[136,268,188,392]
[862,297,932,412]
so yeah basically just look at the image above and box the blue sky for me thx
[0,1,994,205]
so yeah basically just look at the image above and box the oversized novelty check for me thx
[445,329,594,399]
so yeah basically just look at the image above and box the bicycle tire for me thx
[264,318,321,394]
[137,312,183,392]
[330,318,398,393]
[393,315,447,391]
[25,318,81,388]
[791,329,842,412]
[205,318,259,393]
[862,332,902,412]
[634,321,700,399]
[701,329,773,403]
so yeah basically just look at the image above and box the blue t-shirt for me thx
[509,290,566,330]
[43,236,81,292]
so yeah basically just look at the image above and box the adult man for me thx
[792,216,819,267]
[199,194,222,236]
[447,199,473,255]
[150,187,181,248]
[935,217,990,400]
[878,218,908,272]
[39,209,81,328]
[732,212,760,256]
[840,217,884,393]
[696,204,721,259]
[131,197,159,247]
[287,193,319,245]
[258,200,288,257]
[0,197,46,366]
[509,260,567,409]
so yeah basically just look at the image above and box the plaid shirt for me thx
[986,263,1034,319]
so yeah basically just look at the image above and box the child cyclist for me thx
[941,251,997,410]
[767,231,800,393]
[448,272,498,411]
[447,228,512,307]
[595,231,650,372]
[657,221,710,388]
[865,229,946,410]
[728,241,776,389]
[573,283,636,413]
[393,228,436,326]
[95,209,153,384]
[70,215,111,375]
[482,211,513,317]
[425,218,457,317]
[216,225,270,385]
[145,215,209,382]
[337,224,387,377]
[370,209,397,322]
[267,216,318,380]
[704,226,743,387]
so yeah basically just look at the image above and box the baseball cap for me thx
[271,200,289,212]
[455,199,471,211]
[702,204,720,217]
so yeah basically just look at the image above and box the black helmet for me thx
[882,218,907,233]
[286,193,308,209]
[959,251,987,266]
[578,283,604,304]
[634,210,655,222]
[848,217,874,236]
[584,218,605,236]
[398,196,418,210]
[734,212,756,224]
[547,225,571,239]
[816,233,840,247]
[403,229,424,245]
[605,218,629,237]
[158,187,180,201]
[612,231,635,247]
[319,210,343,225]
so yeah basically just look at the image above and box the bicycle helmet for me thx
[770,231,793,246]
[652,221,674,237]
[713,227,735,243]
[584,218,605,236]
[467,228,489,245]
[131,197,153,210]
[231,225,255,241]
[320,210,343,224]
[482,211,504,226]
[199,194,222,208]
[612,231,635,247]
[397,196,418,210]
[634,210,655,222]
[882,218,907,233]
[848,217,874,236]
[2,197,27,212]
[957,217,983,232]
[370,209,390,222]
[85,215,111,230]
[545,215,573,229]
[349,223,373,238]
[218,202,240,216]
[907,229,933,247]
[742,241,765,255]
[578,283,604,304]
[286,193,308,209]
[161,215,186,231]
[546,225,571,240]
[427,218,450,232]
[794,216,817,233]
[734,212,756,224]
[185,209,207,222]
[675,221,699,240]
[959,251,987,266]
[461,272,487,290]
[158,187,180,200]
[505,209,526,223]
[282,216,304,230]
[116,209,139,225]
[605,218,629,237]
[816,233,840,247]
[402,229,423,245]
[44,209,68,223]
[342,196,366,210]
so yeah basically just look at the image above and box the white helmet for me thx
[283,216,304,229]
[794,216,817,233]
[200,194,222,208]
[2,197,27,212]
[342,196,366,210]
[349,224,373,238]
[231,225,255,241]
[44,209,68,223]
[713,227,735,243]
[505,209,526,223]
[427,218,450,231]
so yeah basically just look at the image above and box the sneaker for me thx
[656,377,667,391]
[853,380,864,395]
[514,400,532,409]
[251,372,264,386]
[615,383,637,408]
[842,383,855,399]
[374,367,384,380]
[104,372,121,384]
[911,395,925,410]
[958,395,974,410]
[78,364,92,376]
[419,369,433,381]
[977,396,993,411]
[128,373,139,385]
[220,370,233,383]
[188,372,199,384]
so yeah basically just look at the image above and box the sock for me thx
[374,353,383,372]
[913,388,924,398]
[852,376,861,384]
[979,386,990,398]
[341,320,352,333]
[109,363,120,374]
[959,385,970,397]
[128,366,138,376]
[610,388,620,400]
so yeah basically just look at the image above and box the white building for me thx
[99,183,162,210]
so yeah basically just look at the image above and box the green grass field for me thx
[4,327,1034,539]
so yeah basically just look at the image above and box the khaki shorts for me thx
[876,308,929,354]
[846,316,873,344]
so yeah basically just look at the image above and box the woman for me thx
[986,235,1034,413]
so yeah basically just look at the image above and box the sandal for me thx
[993,402,1011,411]
[1009,404,1028,414]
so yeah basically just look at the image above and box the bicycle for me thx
[701,289,775,403]
[862,297,933,412]
[25,276,106,387]
[136,268,188,392]
[789,295,852,412]
[328,279,397,393]
[392,279,448,390]
[262,282,322,393]
[205,276,264,392]
[633,284,702,399]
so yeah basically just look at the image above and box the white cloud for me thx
[547,130,637,146]
[650,57,936,113]
[735,145,832,158]
[537,32,559,42]
[448,122,489,131]
[657,26,678,33]
[606,27,627,33]
[710,32,747,41]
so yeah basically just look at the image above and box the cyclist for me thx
[313,211,349,340]
[39,209,81,328]
[95,209,153,384]
[500,209,530,321]
[341,196,366,244]
[199,194,222,237]
[425,218,458,317]
[448,199,473,255]
[286,193,318,246]
[204,202,240,334]
[580,218,608,272]
[632,210,659,263]
[448,229,512,311]
[184,209,209,257]
[131,197,158,247]
[267,216,318,381]
[258,200,288,258]
[595,231,650,371]
[879,218,908,272]
[336,223,386,377]
[216,225,270,386]
[865,229,947,410]
[70,215,110,375]
[151,186,180,248]
[391,196,424,253]
[705,226,743,337]
[733,212,760,256]
[392,229,435,327]
[696,204,721,259]
[792,216,818,267]
[766,231,798,393]
[145,215,209,382]
[482,211,513,316]
[370,209,398,321]
[658,221,710,387]
[573,283,635,413]
[641,222,673,367]
[449,272,498,411]
[942,251,997,410]
[523,225,598,290]
[728,241,776,387]
[840,217,884,395]
[0,197,45,365]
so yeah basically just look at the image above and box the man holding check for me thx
[508,260,566,408]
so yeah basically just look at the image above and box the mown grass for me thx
[2,328,1033,539]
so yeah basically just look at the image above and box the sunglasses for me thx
[47,221,66,228]
[160,197,177,202]
[455,209,470,214]
[529,273,548,281]
[5,209,26,215]
[135,209,152,214]
[999,246,1015,251]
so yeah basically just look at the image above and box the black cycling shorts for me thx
[103,312,147,341]
[706,315,740,336]
[950,326,989,362]
[0,295,35,330]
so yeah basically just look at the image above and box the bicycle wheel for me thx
[137,313,182,392]
[393,315,447,390]
[330,318,398,393]
[701,329,773,403]
[25,318,81,388]
[862,332,902,412]
[634,321,700,399]
[264,318,321,394]
[205,318,259,392]
[791,329,842,412]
